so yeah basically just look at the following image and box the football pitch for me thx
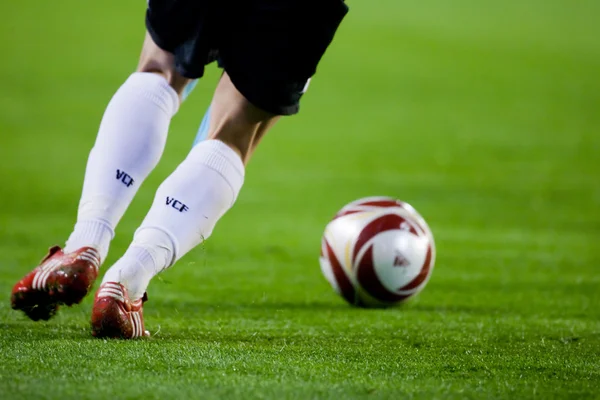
[1,0,599,399]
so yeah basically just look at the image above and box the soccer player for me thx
[10,0,348,338]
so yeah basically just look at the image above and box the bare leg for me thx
[206,72,280,163]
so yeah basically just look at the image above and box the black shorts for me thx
[146,0,348,115]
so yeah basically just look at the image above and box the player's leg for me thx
[91,0,349,338]
[92,73,278,338]
[11,33,191,321]
[64,33,189,259]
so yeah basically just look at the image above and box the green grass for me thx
[1,0,599,399]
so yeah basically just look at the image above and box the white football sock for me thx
[102,139,244,299]
[65,72,179,262]
[101,228,174,300]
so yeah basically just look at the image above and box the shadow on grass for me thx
[153,298,515,317]
[152,298,355,313]
[408,303,505,316]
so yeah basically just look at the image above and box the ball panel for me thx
[397,244,434,292]
[344,196,403,208]
[324,239,357,305]
[355,245,412,303]
[334,196,422,220]
[352,213,418,261]
[369,230,429,293]
[324,210,382,274]
[356,199,406,208]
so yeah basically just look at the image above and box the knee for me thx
[136,32,192,95]
[137,60,190,95]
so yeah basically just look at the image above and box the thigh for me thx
[218,0,349,115]
[145,0,218,79]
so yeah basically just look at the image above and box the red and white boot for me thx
[91,282,149,339]
[11,246,101,321]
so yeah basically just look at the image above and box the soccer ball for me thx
[319,197,435,307]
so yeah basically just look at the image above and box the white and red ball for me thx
[320,197,435,307]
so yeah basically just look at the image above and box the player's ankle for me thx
[102,232,174,300]
[64,219,113,261]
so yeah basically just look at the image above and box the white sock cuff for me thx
[125,72,180,116]
[189,140,245,201]
[65,219,114,260]
[73,218,114,237]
